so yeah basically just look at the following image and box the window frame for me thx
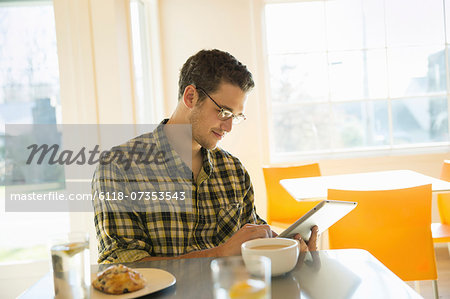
[262,0,450,163]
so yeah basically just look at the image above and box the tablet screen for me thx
[278,200,357,241]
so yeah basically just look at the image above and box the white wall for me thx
[158,0,271,216]
[54,0,137,264]
[157,0,450,219]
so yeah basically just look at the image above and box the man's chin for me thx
[201,140,219,150]
[194,136,219,150]
[203,143,218,150]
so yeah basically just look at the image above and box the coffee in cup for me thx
[241,238,299,276]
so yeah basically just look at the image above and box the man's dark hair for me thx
[178,49,255,101]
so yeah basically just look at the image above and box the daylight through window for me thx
[0,2,69,263]
[264,0,450,160]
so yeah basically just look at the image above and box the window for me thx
[264,0,450,161]
[130,0,164,123]
[0,2,69,263]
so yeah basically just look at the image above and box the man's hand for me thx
[292,226,318,253]
[215,224,274,256]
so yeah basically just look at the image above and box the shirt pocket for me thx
[214,202,242,244]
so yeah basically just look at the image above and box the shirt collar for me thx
[201,147,213,177]
[153,119,191,179]
[156,119,215,180]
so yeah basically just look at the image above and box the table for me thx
[19,249,422,299]
[280,170,450,201]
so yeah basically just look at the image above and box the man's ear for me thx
[182,85,197,109]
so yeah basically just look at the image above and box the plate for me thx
[90,268,176,299]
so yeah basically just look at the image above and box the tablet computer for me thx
[278,200,357,241]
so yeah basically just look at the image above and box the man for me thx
[93,49,317,263]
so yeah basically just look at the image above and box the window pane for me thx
[392,97,449,144]
[388,46,446,97]
[385,0,445,47]
[0,4,62,184]
[268,53,329,103]
[329,50,388,100]
[326,0,385,50]
[331,101,389,148]
[0,5,61,122]
[264,0,450,159]
[272,104,331,153]
[445,0,450,43]
[0,3,69,263]
[265,2,326,54]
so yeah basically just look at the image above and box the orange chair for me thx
[432,160,450,249]
[328,185,438,298]
[440,160,450,181]
[262,163,321,229]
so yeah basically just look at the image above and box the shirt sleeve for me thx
[240,167,267,226]
[92,160,152,264]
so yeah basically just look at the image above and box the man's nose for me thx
[221,117,233,133]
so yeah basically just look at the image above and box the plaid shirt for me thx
[92,120,265,264]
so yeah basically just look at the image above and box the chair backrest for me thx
[262,163,321,224]
[438,160,450,224]
[328,184,437,281]
[440,160,450,182]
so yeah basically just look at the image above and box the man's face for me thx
[189,82,247,150]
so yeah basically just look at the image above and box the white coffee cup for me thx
[241,238,299,276]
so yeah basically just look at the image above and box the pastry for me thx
[92,264,146,294]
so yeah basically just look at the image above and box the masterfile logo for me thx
[3,124,193,212]
[25,141,168,170]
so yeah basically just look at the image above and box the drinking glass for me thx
[50,232,90,299]
[211,256,271,299]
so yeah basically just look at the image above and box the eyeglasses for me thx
[196,87,246,125]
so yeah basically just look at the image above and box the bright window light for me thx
[264,0,449,160]
[0,2,69,264]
